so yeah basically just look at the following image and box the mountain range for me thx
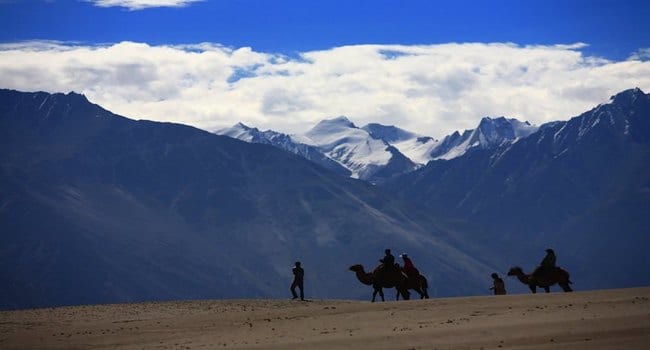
[2,87,649,310]
[0,89,494,310]
[384,88,650,290]
[216,115,539,183]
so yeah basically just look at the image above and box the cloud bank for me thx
[1,41,649,137]
[85,0,203,10]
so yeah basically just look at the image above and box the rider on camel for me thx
[535,248,557,277]
[541,248,556,268]
[400,253,420,278]
[380,249,396,272]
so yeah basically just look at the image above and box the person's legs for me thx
[290,281,299,299]
[299,281,304,300]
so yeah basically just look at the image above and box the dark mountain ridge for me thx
[4,87,648,309]
[384,88,650,290]
[0,89,493,310]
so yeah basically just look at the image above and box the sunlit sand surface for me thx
[2,287,649,349]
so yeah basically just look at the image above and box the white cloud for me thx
[84,0,203,10]
[629,48,650,61]
[1,41,649,138]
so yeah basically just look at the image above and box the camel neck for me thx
[516,272,530,285]
[355,269,374,286]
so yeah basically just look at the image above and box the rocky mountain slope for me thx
[0,89,494,309]
[383,88,650,290]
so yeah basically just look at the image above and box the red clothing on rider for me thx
[401,255,419,277]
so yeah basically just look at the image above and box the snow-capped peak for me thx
[304,117,413,180]
[214,122,352,176]
[304,116,363,150]
[217,115,542,180]
[429,116,539,161]
[360,123,439,165]
[362,123,417,143]
[306,116,357,139]
[475,116,538,146]
[216,122,261,142]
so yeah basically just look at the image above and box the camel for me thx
[507,266,573,293]
[397,272,430,300]
[349,264,428,302]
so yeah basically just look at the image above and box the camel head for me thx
[349,264,364,272]
[507,266,524,276]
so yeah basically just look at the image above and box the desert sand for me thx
[1,287,649,349]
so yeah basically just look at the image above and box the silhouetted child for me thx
[290,261,305,301]
[490,273,506,295]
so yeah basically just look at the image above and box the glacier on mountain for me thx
[216,115,540,180]
[303,117,394,179]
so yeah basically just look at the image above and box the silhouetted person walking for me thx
[290,261,305,301]
[490,273,506,295]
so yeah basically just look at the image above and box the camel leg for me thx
[544,286,550,293]
[396,288,409,301]
[419,280,429,299]
[529,284,537,293]
[372,287,382,302]
[400,288,410,300]
[560,283,573,292]
[421,277,430,299]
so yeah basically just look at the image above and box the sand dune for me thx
[1,287,649,349]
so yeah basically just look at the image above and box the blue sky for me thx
[2,0,648,59]
[1,0,649,136]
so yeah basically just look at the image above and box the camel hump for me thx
[532,265,570,280]
[558,267,572,282]
[532,265,554,275]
